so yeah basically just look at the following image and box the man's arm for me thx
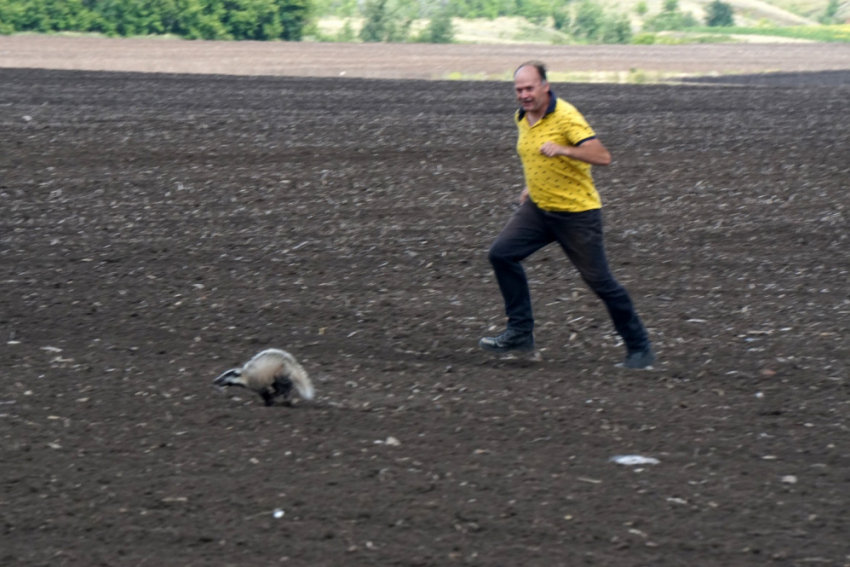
[539,138,611,166]
[519,186,529,203]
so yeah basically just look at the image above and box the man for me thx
[479,61,655,369]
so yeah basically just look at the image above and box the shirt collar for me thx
[517,90,558,121]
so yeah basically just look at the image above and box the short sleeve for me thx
[561,107,596,147]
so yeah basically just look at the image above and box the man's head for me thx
[514,61,550,115]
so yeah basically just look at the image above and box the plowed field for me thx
[1,43,849,567]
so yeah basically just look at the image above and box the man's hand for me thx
[519,187,529,204]
[539,141,565,157]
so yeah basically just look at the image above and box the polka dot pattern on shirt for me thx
[516,98,602,213]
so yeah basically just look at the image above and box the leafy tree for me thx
[0,0,24,33]
[449,0,501,19]
[515,0,550,23]
[0,0,311,40]
[600,12,631,43]
[631,31,656,43]
[333,0,358,17]
[0,0,100,33]
[552,0,571,31]
[635,0,647,16]
[336,18,355,41]
[220,0,288,40]
[571,0,603,40]
[549,0,632,44]
[704,0,733,27]
[358,0,385,41]
[418,4,454,42]
[819,0,839,23]
[274,0,311,40]
[642,0,697,31]
[359,0,411,41]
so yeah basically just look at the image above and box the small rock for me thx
[161,496,188,503]
[781,475,798,484]
[385,436,401,446]
[610,455,660,466]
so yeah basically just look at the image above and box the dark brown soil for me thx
[1,68,848,567]
[681,70,850,86]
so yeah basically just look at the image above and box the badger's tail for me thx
[290,369,315,401]
[277,350,314,400]
[250,349,314,400]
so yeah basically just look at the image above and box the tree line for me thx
[0,0,744,43]
[0,0,311,40]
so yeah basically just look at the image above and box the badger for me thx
[213,348,314,406]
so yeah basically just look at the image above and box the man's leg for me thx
[550,209,652,360]
[487,200,553,334]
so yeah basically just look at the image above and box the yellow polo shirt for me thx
[516,95,602,212]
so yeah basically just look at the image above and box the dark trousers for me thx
[488,200,649,352]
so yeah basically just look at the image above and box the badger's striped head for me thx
[213,368,244,387]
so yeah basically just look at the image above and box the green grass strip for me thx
[684,25,850,42]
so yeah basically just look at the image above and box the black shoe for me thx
[479,328,534,353]
[616,347,656,369]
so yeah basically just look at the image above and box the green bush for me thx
[552,3,570,30]
[417,5,454,42]
[567,1,632,43]
[0,1,23,33]
[571,0,603,40]
[336,18,355,40]
[312,0,357,17]
[631,32,655,43]
[704,0,733,27]
[359,0,412,41]
[358,0,387,41]
[600,12,631,43]
[642,0,698,32]
[0,0,102,33]
[819,0,839,24]
[685,25,850,42]
[515,0,550,23]
[448,0,500,19]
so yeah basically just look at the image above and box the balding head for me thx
[515,61,548,85]
[515,61,551,119]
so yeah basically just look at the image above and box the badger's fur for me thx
[213,348,314,406]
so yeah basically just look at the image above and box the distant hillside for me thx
[309,0,848,45]
[754,0,845,20]
[613,0,820,26]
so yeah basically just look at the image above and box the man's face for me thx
[515,66,549,114]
